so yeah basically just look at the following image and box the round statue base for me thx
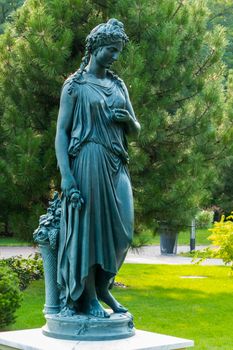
[42,312,135,341]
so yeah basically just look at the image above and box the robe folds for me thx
[57,72,134,303]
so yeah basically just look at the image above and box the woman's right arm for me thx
[55,83,77,197]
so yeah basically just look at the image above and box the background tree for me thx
[205,0,233,214]
[114,0,231,232]
[0,0,24,33]
[209,70,233,215]
[207,0,233,68]
[0,0,107,238]
[0,0,231,239]
[0,0,25,234]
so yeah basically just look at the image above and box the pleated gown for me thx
[57,72,134,304]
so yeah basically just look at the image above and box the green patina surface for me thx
[33,18,140,340]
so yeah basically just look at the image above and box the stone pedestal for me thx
[0,328,194,350]
[43,312,135,340]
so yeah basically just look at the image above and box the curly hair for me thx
[78,18,129,75]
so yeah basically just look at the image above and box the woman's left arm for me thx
[113,82,141,137]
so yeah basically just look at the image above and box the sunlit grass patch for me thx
[7,264,233,350]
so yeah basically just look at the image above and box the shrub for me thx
[194,213,233,272]
[195,210,214,228]
[0,266,22,329]
[208,214,233,271]
[0,253,43,290]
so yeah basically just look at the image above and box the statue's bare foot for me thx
[59,305,77,317]
[83,298,110,318]
[97,289,128,313]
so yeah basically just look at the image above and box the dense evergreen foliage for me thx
[207,0,233,68]
[206,0,233,213]
[0,0,231,239]
[0,0,24,33]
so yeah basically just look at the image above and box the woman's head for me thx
[79,19,128,74]
[86,18,128,54]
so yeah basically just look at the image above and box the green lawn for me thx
[7,264,233,350]
[0,228,210,247]
[0,237,33,246]
[133,228,211,247]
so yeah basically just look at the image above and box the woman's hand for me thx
[61,174,77,198]
[111,108,132,123]
[111,108,140,136]
[61,175,84,209]
[69,188,84,209]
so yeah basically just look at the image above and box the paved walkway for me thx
[126,245,224,265]
[0,246,39,259]
[0,245,224,265]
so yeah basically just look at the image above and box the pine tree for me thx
[0,0,230,238]
[111,0,230,231]
[205,0,233,213]
[0,0,98,238]
[0,0,24,33]
[209,70,233,214]
[207,0,233,68]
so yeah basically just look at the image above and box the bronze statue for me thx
[55,18,140,320]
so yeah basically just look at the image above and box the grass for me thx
[6,264,233,350]
[0,227,211,247]
[0,237,33,247]
[8,279,45,330]
[179,250,211,258]
[133,228,211,246]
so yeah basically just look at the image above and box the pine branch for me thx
[175,91,200,105]
[0,4,8,23]
[195,49,216,77]
[208,6,233,23]
[202,144,228,162]
[170,1,184,20]
[161,186,193,209]
[166,105,210,138]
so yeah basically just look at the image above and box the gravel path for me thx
[0,245,224,266]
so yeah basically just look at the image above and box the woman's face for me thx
[94,41,123,69]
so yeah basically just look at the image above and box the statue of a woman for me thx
[55,18,140,319]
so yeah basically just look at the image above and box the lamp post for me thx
[190,219,196,252]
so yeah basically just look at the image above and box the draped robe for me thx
[57,72,134,304]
